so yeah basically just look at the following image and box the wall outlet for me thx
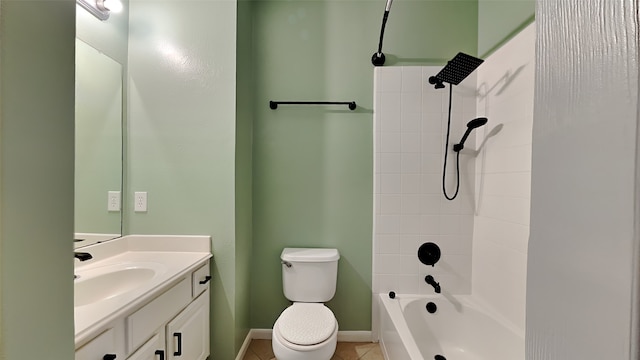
[134,191,147,212]
[108,191,121,212]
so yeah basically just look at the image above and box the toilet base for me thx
[272,318,338,360]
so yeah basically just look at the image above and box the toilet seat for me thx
[275,303,337,346]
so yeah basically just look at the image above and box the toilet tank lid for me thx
[281,248,340,262]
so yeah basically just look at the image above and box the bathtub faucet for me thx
[425,275,441,293]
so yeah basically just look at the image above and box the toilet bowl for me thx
[272,248,340,360]
[272,303,338,360]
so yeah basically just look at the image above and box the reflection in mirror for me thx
[74,39,123,248]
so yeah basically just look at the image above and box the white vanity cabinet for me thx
[75,323,125,360]
[128,289,210,360]
[165,289,210,360]
[127,333,165,360]
[75,260,211,360]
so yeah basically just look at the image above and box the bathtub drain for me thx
[426,302,437,313]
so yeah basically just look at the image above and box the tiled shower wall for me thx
[373,66,478,295]
[472,23,534,333]
[372,24,535,333]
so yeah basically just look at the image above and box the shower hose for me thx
[442,84,461,201]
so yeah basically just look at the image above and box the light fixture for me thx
[98,0,123,13]
[76,0,122,21]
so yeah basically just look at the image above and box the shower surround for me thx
[373,66,478,296]
[373,23,534,342]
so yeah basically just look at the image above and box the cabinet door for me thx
[76,328,121,360]
[166,289,209,360]
[127,277,191,354]
[127,333,165,360]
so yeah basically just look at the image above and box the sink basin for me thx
[75,264,163,307]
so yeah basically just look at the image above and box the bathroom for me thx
[0,0,638,359]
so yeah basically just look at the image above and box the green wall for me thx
[0,0,76,358]
[249,0,478,330]
[125,0,242,358]
[478,0,535,57]
[235,0,254,352]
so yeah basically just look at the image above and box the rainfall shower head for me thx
[453,117,488,152]
[429,52,484,88]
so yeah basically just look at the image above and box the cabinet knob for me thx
[103,355,117,360]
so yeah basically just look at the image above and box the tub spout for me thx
[425,275,441,293]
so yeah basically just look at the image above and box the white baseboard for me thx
[337,331,373,342]
[234,329,272,360]
[251,328,273,340]
[235,329,374,359]
[234,331,253,360]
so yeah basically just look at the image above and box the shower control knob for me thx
[418,242,441,266]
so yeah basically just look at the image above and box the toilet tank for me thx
[281,248,340,302]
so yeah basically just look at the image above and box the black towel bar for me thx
[269,101,356,111]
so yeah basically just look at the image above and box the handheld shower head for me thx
[453,117,488,152]
[467,117,488,129]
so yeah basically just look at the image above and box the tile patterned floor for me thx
[241,339,384,360]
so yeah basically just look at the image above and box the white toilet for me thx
[272,248,340,360]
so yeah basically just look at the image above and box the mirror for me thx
[74,38,123,248]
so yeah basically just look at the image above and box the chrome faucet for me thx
[425,275,441,293]
[74,252,93,261]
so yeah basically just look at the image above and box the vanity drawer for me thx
[126,277,191,355]
[76,327,119,360]
[127,333,164,360]
[192,262,211,297]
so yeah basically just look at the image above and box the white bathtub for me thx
[378,294,524,360]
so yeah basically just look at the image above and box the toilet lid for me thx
[276,303,336,346]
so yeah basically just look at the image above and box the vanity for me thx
[74,235,212,360]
